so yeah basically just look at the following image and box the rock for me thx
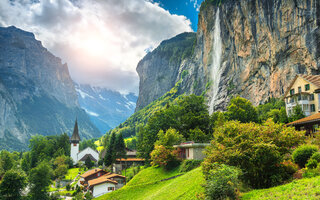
[0,26,100,150]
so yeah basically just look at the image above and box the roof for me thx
[81,168,106,178]
[287,112,320,126]
[79,154,98,162]
[88,176,118,188]
[104,173,126,179]
[115,158,145,162]
[70,119,80,142]
[173,142,210,148]
[284,74,320,97]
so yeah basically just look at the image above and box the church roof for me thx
[70,119,80,142]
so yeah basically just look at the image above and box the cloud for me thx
[0,0,192,94]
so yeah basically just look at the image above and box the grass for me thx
[65,168,80,180]
[95,167,205,200]
[242,176,320,200]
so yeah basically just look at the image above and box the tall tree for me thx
[104,132,116,166]
[114,133,126,160]
[29,161,53,200]
[0,151,14,173]
[0,170,26,200]
[227,96,258,123]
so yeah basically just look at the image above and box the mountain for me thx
[136,0,320,113]
[74,83,137,134]
[0,26,100,151]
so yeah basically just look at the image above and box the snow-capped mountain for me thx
[74,83,137,134]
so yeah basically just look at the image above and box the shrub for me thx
[204,164,241,200]
[281,160,299,179]
[66,184,71,191]
[179,160,202,172]
[311,152,320,162]
[306,159,318,169]
[202,120,305,188]
[293,145,318,168]
[150,145,181,170]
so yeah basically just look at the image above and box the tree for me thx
[114,133,126,160]
[29,161,53,200]
[203,120,305,188]
[188,128,209,143]
[155,128,184,147]
[150,145,180,169]
[104,132,116,166]
[85,156,94,169]
[21,152,31,174]
[0,170,26,200]
[289,104,305,122]
[0,150,14,174]
[227,96,258,123]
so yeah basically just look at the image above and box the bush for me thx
[66,184,71,191]
[150,145,181,170]
[311,152,320,162]
[179,160,202,172]
[281,160,298,180]
[306,159,318,169]
[293,145,318,168]
[202,120,305,189]
[204,164,241,200]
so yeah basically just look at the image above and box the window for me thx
[298,94,301,101]
[298,87,302,93]
[303,104,309,111]
[310,94,315,101]
[305,84,310,91]
[97,172,101,177]
[311,104,315,112]
[290,89,295,95]
[108,187,115,191]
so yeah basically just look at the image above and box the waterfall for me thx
[209,8,222,115]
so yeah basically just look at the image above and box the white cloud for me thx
[0,0,192,94]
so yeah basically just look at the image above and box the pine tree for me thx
[115,133,126,160]
[104,132,116,167]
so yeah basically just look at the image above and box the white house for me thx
[70,120,99,164]
[88,175,118,197]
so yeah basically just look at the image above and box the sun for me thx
[81,38,107,57]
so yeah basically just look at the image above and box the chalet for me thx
[173,141,210,160]
[88,175,118,198]
[110,148,144,173]
[70,120,99,164]
[81,168,126,197]
[287,112,320,135]
[284,74,320,117]
[80,168,109,186]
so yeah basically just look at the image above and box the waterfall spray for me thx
[209,8,222,115]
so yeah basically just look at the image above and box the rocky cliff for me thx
[0,26,100,150]
[136,0,320,112]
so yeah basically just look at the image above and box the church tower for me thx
[70,119,81,164]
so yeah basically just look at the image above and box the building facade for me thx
[173,142,210,160]
[284,75,320,117]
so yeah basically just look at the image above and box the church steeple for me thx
[70,119,80,143]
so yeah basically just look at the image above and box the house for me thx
[109,148,145,173]
[284,74,320,117]
[88,175,118,198]
[81,169,126,197]
[287,112,320,135]
[70,120,99,164]
[80,168,109,186]
[173,141,210,160]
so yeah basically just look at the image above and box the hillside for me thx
[0,26,100,150]
[242,176,320,200]
[96,167,204,200]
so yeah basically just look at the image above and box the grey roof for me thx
[70,119,80,142]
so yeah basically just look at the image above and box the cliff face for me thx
[136,0,320,112]
[0,26,100,150]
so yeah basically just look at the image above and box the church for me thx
[70,120,99,164]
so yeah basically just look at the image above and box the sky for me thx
[0,0,203,94]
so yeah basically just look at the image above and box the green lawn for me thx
[95,167,204,200]
[242,176,320,200]
[65,168,80,180]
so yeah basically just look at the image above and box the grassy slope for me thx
[65,168,80,180]
[242,176,320,200]
[95,167,204,200]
